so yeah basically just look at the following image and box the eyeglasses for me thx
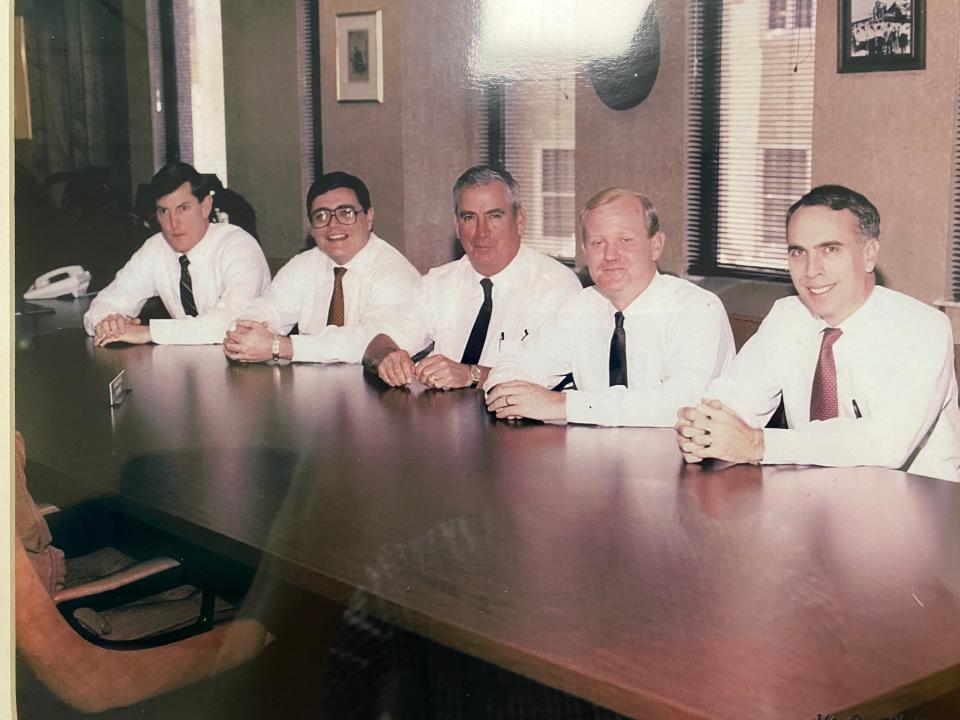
[311,205,362,229]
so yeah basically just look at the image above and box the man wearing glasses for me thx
[224,171,420,363]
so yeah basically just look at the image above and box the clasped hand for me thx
[485,381,566,422]
[223,320,272,363]
[376,351,473,390]
[93,314,151,346]
[674,399,764,464]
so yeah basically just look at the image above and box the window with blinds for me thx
[146,0,227,182]
[687,0,817,279]
[474,73,576,261]
[953,41,960,301]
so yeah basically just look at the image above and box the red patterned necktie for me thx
[326,267,347,327]
[810,328,843,421]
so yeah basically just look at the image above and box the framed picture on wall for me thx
[838,0,925,73]
[336,10,383,102]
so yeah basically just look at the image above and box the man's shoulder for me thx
[658,274,726,309]
[366,234,420,276]
[872,286,951,337]
[421,255,470,285]
[275,247,323,276]
[516,246,579,284]
[207,222,263,251]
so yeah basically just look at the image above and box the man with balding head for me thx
[363,165,581,389]
[485,187,735,426]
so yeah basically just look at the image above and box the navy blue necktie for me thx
[460,278,493,366]
[179,255,198,317]
[609,311,627,387]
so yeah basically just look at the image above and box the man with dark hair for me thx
[676,184,960,482]
[362,164,581,389]
[484,187,735,426]
[223,171,419,364]
[84,161,271,345]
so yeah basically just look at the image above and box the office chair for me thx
[16,534,269,715]
[15,432,236,650]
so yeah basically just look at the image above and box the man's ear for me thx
[514,207,526,237]
[365,207,375,232]
[200,193,214,220]
[651,231,666,261]
[863,237,879,272]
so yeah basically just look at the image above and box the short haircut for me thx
[150,162,215,205]
[578,187,660,244]
[305,171,372,217]
[452,165,522,215]
[786,184,880,240]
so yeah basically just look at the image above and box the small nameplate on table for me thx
[108,370,132,407]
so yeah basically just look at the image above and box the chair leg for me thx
[199,588,216,630]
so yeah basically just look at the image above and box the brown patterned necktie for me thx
[809,327,843,421]
[326,266,347,327]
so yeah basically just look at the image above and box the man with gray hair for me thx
[363,164,581,390]
[485,186,735,426]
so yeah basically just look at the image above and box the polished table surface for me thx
[15,320,960,719]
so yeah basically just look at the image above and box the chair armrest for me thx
[53,557,181,604]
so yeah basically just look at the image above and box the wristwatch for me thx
[468,364,481,387]
[271,335,281,362]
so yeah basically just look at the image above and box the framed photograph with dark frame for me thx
[336,10,383,102]
[838,0,925,73]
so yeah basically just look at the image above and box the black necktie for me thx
[609,311,627,387]
[460,278,493,366]
[179,255,198,317]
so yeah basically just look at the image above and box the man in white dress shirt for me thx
[223,171,420,364]
[363,165,582,390]
[676,185,960,482]
[84,162,271,346]
[484,187,735,426]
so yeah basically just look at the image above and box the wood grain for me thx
[16,329,960,719]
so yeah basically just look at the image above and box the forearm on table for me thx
[363,333,402,373]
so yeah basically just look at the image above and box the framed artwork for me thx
[336,10,383,102]
[838,0,925,73]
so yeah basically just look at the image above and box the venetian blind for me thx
[687,0,817,278]
[953,43,960,300]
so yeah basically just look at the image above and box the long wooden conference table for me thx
[15,306,960,719]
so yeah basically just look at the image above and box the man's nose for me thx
[603,240,620,260]
[805,252,823,277]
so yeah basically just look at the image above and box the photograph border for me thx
[837,0,925,73]
[335,10,383,103]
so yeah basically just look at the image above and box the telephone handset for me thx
[23,265,92,300]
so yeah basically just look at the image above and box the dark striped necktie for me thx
[326,266,347,326]
[609,311,627,387]
[460,278,493,366]
[179,255,198,317]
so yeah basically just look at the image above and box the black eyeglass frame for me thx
[310,204,364,229]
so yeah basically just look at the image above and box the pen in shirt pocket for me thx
[852,399,862,419]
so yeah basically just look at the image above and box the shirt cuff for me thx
[760,428,798,465]
[290,332,363,364]
[149,317,225,345]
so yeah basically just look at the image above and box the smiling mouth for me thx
[328,233,349,241]
[806,284,835,296]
